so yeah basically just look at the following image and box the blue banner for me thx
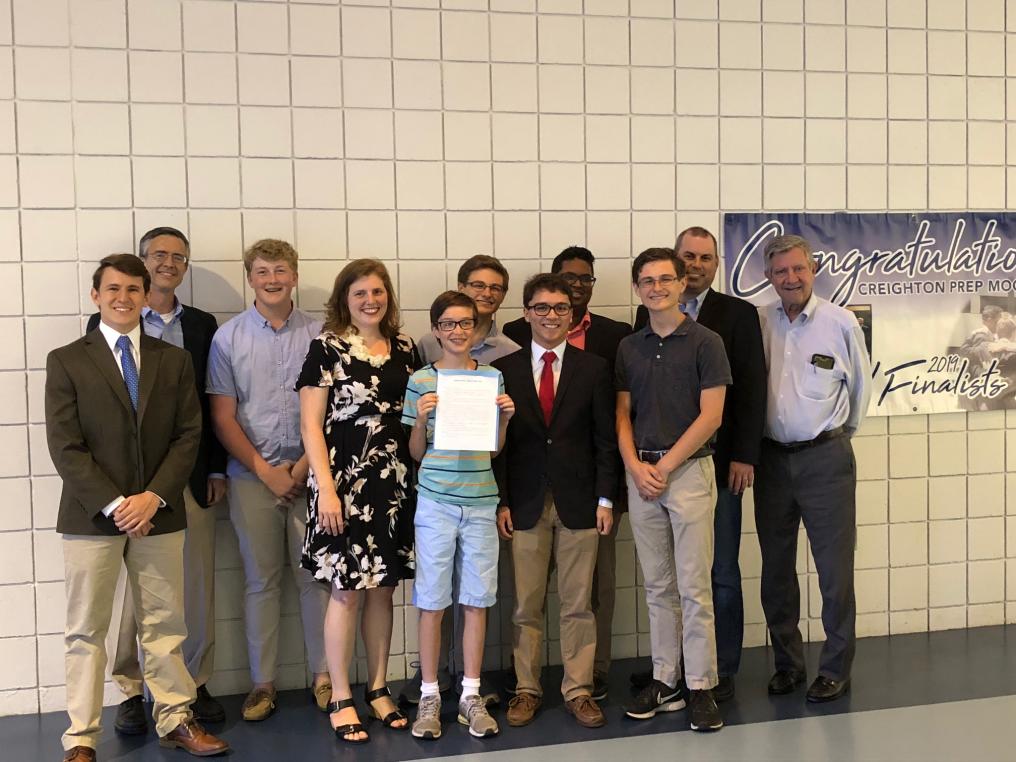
[723,213,1016,415]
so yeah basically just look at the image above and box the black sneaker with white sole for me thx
[688,689,723,732]
[624,679,685,719]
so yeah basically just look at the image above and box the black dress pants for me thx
[754,435,857,681]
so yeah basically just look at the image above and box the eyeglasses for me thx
[560,273,596,286]
[526,303,572,316]
[147,251,189,265]
[435,318,476,332]
[637,275,680,289]
[464,280,506,297]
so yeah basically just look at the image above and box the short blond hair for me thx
[243,239,299,275]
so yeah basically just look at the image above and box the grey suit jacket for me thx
[45,329,202,536]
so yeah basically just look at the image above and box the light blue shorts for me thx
[412,494,499,610]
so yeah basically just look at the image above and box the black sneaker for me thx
[114,695,147,735]
[689,689,723,732]
[624,679,685,719]
[629,668,653,691]
[713,674,735,703]
[591,671,608,702]
[192,684,225,723]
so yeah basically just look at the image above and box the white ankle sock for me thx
[421,680,440,699]
[461,676,481,699]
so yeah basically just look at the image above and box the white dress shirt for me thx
[530,339,566,393]
[97,320,141,377]
[759,293,872,443]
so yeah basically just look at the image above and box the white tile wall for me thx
[1,0,1014,717]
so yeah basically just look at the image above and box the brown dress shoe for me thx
[312,681,332,712]
[565,694,605,728]
[158,719,230,757]
[505,692,542,727]
[241,687,277,722]
[63,747,96,762]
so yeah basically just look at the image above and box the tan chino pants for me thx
[62,531,195,751]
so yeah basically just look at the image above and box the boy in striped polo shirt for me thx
[402,291,515,740]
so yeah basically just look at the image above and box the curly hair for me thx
[242,239,299,275]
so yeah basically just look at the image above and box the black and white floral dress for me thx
[297,331,420,590]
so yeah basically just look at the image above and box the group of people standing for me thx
[46,224,871,761]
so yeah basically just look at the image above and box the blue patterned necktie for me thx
[116,334,139,411]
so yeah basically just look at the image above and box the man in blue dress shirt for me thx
[755,234,872,704]
[207,239,330,721]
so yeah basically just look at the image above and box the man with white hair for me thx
[755,234,871,704]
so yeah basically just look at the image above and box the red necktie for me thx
[539,350,556,425]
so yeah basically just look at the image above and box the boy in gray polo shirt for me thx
[616,247,731,732]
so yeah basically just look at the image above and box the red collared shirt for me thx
[566,310,592,350]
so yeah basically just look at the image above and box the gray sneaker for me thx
[411,694,442,740]
[457,694,499,737]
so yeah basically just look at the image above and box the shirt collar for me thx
[249,301,295,330]
[531,339,567,366]
[475,319,502,348]
[567,309,592,340]
[97,319,142,356]
[681,287,709,317]
[142,298,183,322]
[777,291,819,322]
[640,314,693,340]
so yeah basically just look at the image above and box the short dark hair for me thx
[457,254,509,290]
[324,259,401,339]
[675,226,717,254]
[430,290,478,326]
[631,247,685,284]
[551,245,594,274]
[92,253,151,293]
[982,304,1003,320]
[139,226,190,260]
[522,273,572,307]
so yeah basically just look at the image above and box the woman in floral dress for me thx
[297,259,420,743]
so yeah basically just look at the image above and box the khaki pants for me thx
[511,495,598,701]
[229,477,329,683]
[62,531,195,751]
[112,487,217,695]
[627,457,718,690]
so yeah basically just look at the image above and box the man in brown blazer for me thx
[45,254,228,761]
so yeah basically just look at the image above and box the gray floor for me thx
[440,695,1016,762]
[8,625,1015,760]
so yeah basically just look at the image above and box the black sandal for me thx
[328,698,370,744]
[365,686,408,730]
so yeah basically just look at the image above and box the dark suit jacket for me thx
[45,330,202,536]
[634,289,766,483]
[502,311,632,375]
[87,306,225,508]
[493,344,619,531]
